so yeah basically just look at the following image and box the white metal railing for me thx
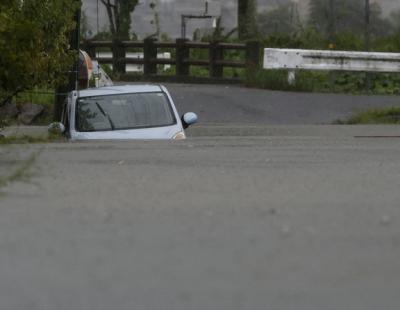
[263,48,400,85]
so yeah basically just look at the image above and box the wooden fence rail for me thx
[81,38,261,80]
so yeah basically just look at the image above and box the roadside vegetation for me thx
[0,0,78,104]
[245,70,400,95]
[0,0,79,127]
[335,107,400,124]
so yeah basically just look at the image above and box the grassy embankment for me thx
[335,107,400,124]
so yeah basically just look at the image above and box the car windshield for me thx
[76,92,176,132]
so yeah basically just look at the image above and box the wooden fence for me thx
[81,38,261,80]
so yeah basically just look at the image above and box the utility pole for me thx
[328,0,336,91]
[328,0,336,47]
[54,0,81,121]
[71,5,81,92]
[364,0,370,52]
[365,0,371,91]
[290,0,300,28]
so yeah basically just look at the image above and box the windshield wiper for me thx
[95,102,115,130]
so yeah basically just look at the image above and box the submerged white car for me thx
[54,85,198,140]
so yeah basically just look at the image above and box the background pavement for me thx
[2,83,400,139]
[164,83,400,124]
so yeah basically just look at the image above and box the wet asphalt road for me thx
[163,83,400,124]
[1,126,400,310]
[1,83,400,309]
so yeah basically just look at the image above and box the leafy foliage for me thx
[247,68,400,95]
[100,0,139,73]
[258,2,300,36]
[308,0,392,39]
[390,9,400,33]
[0,0,79,106]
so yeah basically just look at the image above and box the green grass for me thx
[223,67,245,79]
[190,66,210,78]
[246,70,400,95]
[246,69,317,92]
[15,89,54,106]
[335,107,400,124]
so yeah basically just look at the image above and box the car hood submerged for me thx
[70,124,183,140]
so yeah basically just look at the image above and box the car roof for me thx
[77,85,164,98]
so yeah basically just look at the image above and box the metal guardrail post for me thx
[176,39,189,76]
[144,38,157,75]
[288,70,296,86]
[210,41,223,78]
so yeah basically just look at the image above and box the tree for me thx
[0,0,79,106]
[218,18,238,41]
[390,9,400,33]
[238,0,258,40]
[100,0,139,74]
[308,0,393,39]
[100,0,139,40]
[258,2,301,36]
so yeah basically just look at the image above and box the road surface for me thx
[164,83,400,124]
[1,126,400,310]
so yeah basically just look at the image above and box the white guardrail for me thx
[263,48,400,85]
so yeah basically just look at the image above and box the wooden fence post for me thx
[112,39,126,74]
[176,39,189,76]
[210,41,223,78]
[245,40,261,73]
[144,38,157,75]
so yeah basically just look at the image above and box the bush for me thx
[0,1,78,106]
[246,69,328,92]
[343,107,400,124]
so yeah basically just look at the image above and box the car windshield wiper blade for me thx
[95,102,115,130]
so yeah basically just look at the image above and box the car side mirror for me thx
[48,122,66,134]
[181,112,198,129]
